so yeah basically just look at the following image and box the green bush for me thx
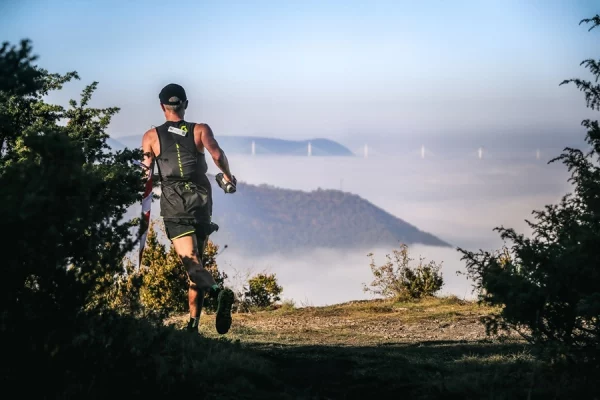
[0,37,300,399]
[88,257,145,316]
[102,220,229,316]
[139,222,189,315]
[0,37,145,329]
[363,243,444,300]
[458,15,600,363]
[245,273,283,309]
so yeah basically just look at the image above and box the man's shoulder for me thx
[191,122,212,136]
[191,122,209,130]
[142,126,160,144]
[143,127,156,137]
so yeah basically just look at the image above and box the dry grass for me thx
[161,296,595,399]
[168,295,509,346]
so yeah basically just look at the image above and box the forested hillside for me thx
[177,178,451,255]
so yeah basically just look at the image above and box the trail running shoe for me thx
[186,319,199,334]
[215,288,234,334]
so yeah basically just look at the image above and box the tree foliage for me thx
[139,222,189,315]
[96,257,145,315]
[0,38,279,398]
[458,16,600,361]
[364,243,444,300]
[0,38,152,394]
[245,273,283,309]
[0,39,145,328]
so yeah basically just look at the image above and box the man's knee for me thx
[188,264,203,285]
[180,253,200,269]
[187,263,212,289]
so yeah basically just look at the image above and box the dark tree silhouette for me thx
[458,16,600,362]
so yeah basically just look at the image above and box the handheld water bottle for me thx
[215,173,237,193]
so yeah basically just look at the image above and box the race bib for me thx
[168,126,187,136]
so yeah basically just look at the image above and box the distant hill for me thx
[141,176,450,256]
[109,135,354,156]
[216,136,354,156]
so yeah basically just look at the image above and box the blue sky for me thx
[1,0,599,151]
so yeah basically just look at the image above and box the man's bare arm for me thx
[141,129,155,179]
[196,123,234,181]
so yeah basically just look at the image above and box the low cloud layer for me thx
[218,244,477,307]
[203,150,575,306]
[126,148,576,306]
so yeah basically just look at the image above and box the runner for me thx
[141,83,236,334]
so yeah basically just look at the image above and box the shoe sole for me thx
[215,288,234,334]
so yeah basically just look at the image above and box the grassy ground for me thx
[165,296,598,399]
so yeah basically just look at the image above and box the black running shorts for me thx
[160,181,212,222]
[163,218,218,241]
[159,179,215,241]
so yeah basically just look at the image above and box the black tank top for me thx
[155,120,207,183]
[155,120,213,221]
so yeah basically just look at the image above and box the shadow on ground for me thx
[242,340,598,400]
[10,311,597,400]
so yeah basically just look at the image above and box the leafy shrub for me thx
[0,38,144,334]
[245,273,283,309]
[139,222,189,315]
[363,243,444,300]
[458,16,600,363]
[101,220,230,316]
[88,257,145,316]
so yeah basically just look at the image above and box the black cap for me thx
[159,83,187,105]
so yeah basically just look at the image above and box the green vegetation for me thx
[364,243,444,300]
[458,16,600,364]
[0,39,281,398]
[96,221,229,317]
[245,272,284,308]
[139,222,189,315]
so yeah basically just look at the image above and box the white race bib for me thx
[168,126,187,136]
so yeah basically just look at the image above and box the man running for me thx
[141,83,236,334]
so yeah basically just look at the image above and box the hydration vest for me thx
[155,120,213,221]
[154,120,208,185]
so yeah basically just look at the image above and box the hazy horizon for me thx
[2,0,599,151]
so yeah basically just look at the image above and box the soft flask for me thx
[215,173,237,193]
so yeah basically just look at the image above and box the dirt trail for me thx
[231,309,504,344]
[174,298,523,345]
